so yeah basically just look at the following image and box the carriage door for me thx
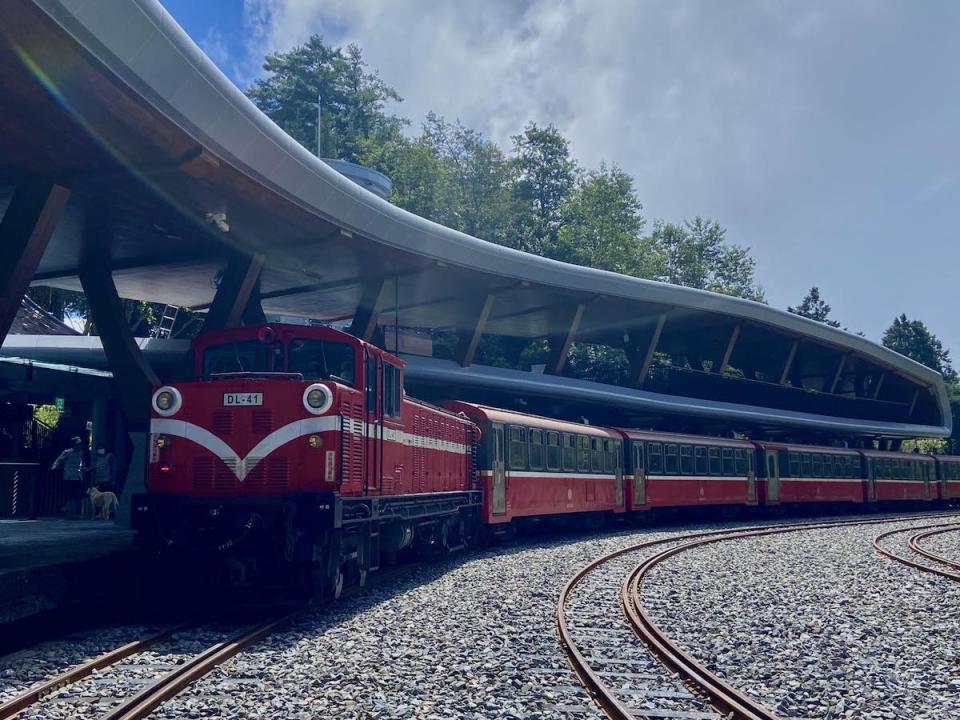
[865,458,876,502]
[633,443,646,506]
[363,352,383,495]
[765,451,781,504]
[491,424,507,515]
[747,452,757,504]
[615,441,624,508]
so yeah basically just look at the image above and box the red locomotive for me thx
[134,323,480,597]
[133,322,958,597]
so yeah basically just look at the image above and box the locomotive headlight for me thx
[152,386,182,417]
[302,383,333,415]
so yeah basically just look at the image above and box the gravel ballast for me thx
[641,516,960,720]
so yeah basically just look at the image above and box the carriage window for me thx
[811,454,822,478]
[603,440,615,474]
[694,446,708,475]
[680,445,694,474]
[647,443,663,474]
[579,436,592,472]
[562,434,577,472]
[529,429,545,471]
[721,448,734,475]
[546,432,561,471]
[509,426,527,469]
[749,452,756,475]
[664,444,679,474]
[708,447,722,475]
[203,339,283,378]
[634,443,644,472]
[614,441,622,470]
[801,453,812,477]
[591,438,604,472]
[789,452,801,477]
[734,449,746,475]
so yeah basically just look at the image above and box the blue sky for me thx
[159,0,960,360]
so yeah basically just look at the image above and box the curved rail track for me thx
[0,613,295,720]
[558,512,960,720]
[873,521,960,581]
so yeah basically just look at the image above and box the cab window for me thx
[203,340,283,378]
[288,338,356,385]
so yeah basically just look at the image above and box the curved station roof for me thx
[0,0,950,439]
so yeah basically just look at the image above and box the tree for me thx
[510,123,579,256]
[882,314,957,383]
[556,164,656,276]
[648,217,764,301]
[247,36,406,162]
[788,287,840,327]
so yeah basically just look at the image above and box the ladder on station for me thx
[153,305,180,338]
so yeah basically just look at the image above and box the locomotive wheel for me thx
[331,564,345,601]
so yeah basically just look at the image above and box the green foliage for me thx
[881,314,957,383]
[648,218,764,301]
[788,287,840,327]
[33,404,62,429]
[247,37,406,162]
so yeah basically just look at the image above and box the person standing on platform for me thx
[51,436,85,516]
[92,444,116,493]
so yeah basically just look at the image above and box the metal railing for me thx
[0,463,62,519]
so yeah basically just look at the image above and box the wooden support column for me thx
[908,388,921,417]
[0,181,71,342]
[348,277,389,342]
[78,203,160,429]
[455,293,496,367]
[829,355,847,394]
[241,273,267,325]
[871,373,886,400]
[202,252,265,332]
[716,324,740,374]
[635,312,667,388]
[544,303,586,375]
[779,340,799,385]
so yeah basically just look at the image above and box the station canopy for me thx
[0,0,950,440]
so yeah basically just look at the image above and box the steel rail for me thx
[558,511,960,720]
[0,623,189,720]
[99,612,296,720]
[873,522,960,582]
[908,525,960,570]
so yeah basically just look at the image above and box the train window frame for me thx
[382,362,402,418]
[749,452,756,475]
[529,429,545,471]
[664,444,679,474]
[801,453,812,477]
[680,445,694,474]
[562,433,577,472]
[721,448,734,476]
[708,447,721,475]
[694,446,707,475]
[578,436,592,472]
[734,449,746,476]
[603,439,615,474]
[647,443,663,474]
[789,451,801,477]
[509,426,528,470]
[591,438,604,473]
[546,431,561,472]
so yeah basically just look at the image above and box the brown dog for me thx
[87,487,119,520]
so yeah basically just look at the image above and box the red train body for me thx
[132,323,958,595]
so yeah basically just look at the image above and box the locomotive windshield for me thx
[288,338,356,386]
[203,340,284,378]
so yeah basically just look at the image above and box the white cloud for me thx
[232,0,960,351]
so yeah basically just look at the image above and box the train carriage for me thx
[617,430,757,511]
[445,403,625,525]
[753,442,864,506]
[936,456,960,502]
[860,449,936,503]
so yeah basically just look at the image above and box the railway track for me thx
[0,613,295,720]
[873,521,960,581]
[557,512,960,720]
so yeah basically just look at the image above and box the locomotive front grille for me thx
[212,412,233,434]
[251,410,273,433]
[243,457,290,491]
[193,457,239,492]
